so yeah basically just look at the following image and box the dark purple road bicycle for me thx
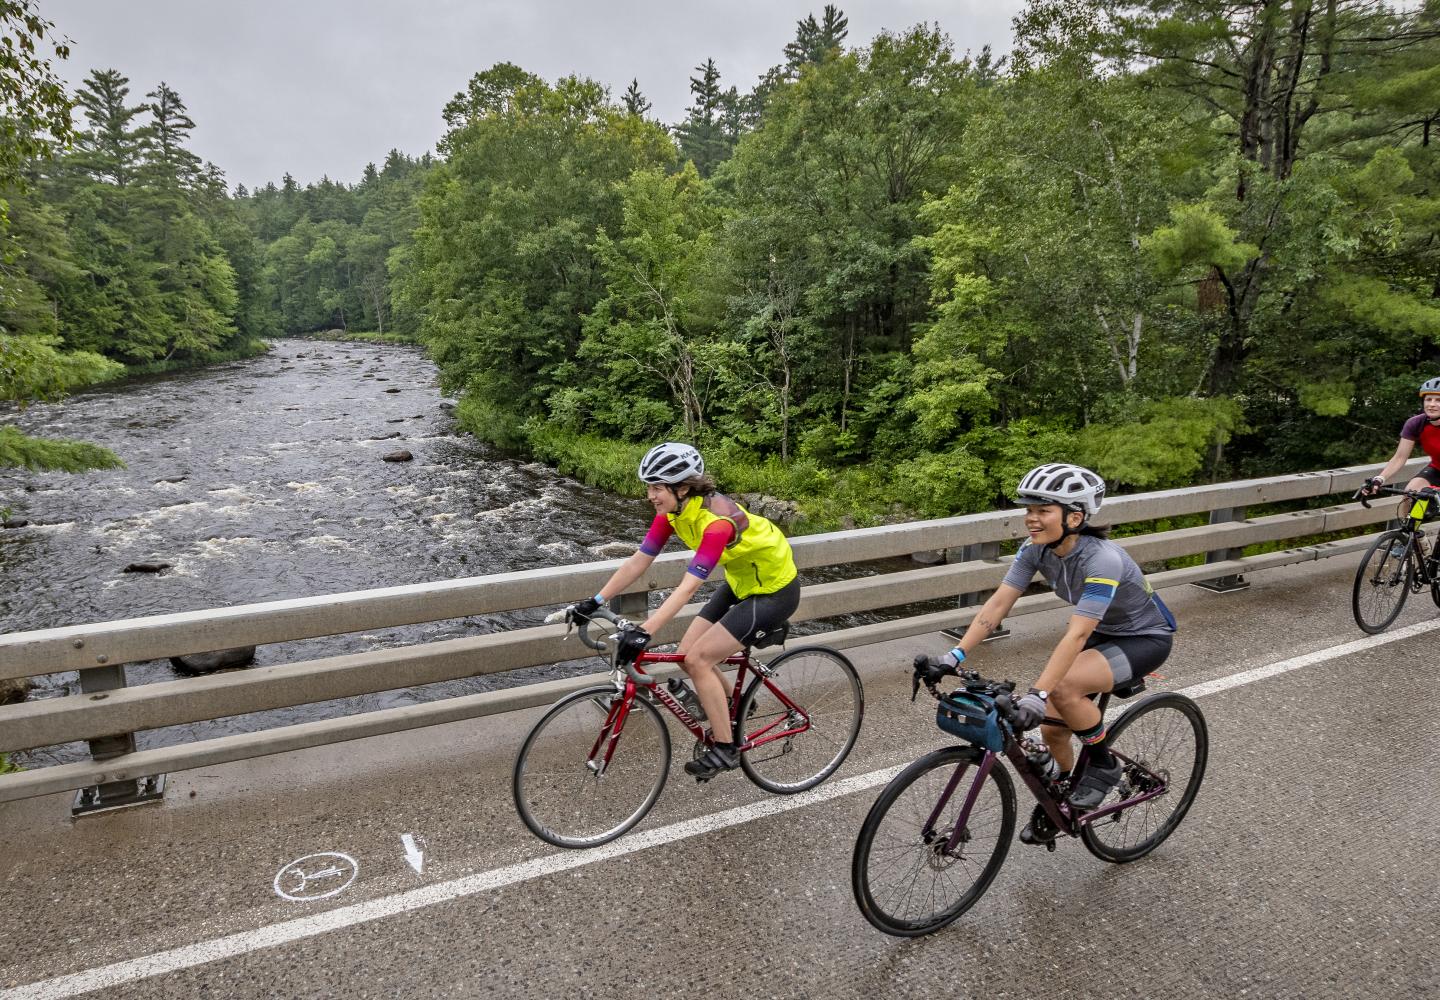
[851,659,1208,936]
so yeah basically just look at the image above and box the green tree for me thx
[407,65,675,444]
[0,5,125,471]
[676,59,735,177]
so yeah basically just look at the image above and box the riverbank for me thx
[301,330,421,346]
[459,398,903,533]
[123,338,272,378]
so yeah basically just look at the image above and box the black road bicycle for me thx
[1351,484,1440,634]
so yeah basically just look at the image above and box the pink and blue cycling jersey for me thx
[639,513,733,581]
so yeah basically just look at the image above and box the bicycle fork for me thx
[586,688,636,777]
[923,753,996,856]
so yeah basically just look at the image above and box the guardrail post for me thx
[72,663,164,816]
[1192,506,1252,593]
[609,590,649,621]
[942,541,1010,643]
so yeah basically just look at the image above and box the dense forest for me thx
[3,1,1439,525]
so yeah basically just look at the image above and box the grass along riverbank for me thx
[301,330,421,345]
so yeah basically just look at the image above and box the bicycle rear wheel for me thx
[513,686,670,849]
[1080,693,1208,864]
[851,747,1015,937]
[1352,530,1414,634]
[737,645,863,794]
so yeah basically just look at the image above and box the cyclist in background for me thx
[566,442,800,780]
[1361,377,1440,509]
[921,463,1177,842]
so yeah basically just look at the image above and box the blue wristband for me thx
[593,593,606,607]
[943,646,966,667]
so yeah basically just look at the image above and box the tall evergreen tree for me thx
[676,59,734,176]
[71,69,146,187]
[622,78,652,117]
[784,5,849,70]
[140,82,202,189]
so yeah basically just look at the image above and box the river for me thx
[0,339,662,767]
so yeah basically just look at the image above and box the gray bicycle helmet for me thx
[1420,377,1440,396]
[1013,463,1106,516]
[638,442,704,484]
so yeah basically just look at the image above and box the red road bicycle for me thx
[513,606,864,848]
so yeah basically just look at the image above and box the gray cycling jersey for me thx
[1001,535,1174,636]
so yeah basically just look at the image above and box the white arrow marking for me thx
[400,834,424,875]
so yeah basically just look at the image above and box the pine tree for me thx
[622,78,652,117]
[140,82,202,189]
[71,69,146,187]
[784,5,848,71]
[676,59,733,176]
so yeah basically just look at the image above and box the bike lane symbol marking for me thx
[273,852,360,902]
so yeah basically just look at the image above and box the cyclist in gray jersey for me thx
[921,463,1177,843]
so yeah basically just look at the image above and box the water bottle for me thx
[1024,740,1059,783]
[666,677,707,722]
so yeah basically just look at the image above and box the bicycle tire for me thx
[1351,530,1414,634]
[737,645,863,794]
[1079,692,1208,864]
[513,685,671,849]
[851,746,1015,937]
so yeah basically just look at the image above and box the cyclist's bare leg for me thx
[1399,476,1431,519]
[675,616,734,700]
[682,623,744,744]
[1041,650,1114,774]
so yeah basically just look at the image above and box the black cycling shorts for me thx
[1416,466,1440,488]
[1084,631,1173,688]
[697,577,801,646]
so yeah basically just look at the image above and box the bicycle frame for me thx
[1362,486,1440,586]
[583,650,813,776]
[923,699,1171,853]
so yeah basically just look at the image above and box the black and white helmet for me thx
[1420,377,1440,396]
[1014,463,1106,517]
[638,442,704,485]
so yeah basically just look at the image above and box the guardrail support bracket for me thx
[73,773,165,817]
[71,663,166,817]
[1192,506,1253,594]
[943,541,1010,642]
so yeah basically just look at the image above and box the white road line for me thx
[1172,617,1440,700]
[9,616,1440,1000]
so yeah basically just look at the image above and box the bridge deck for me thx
[1,557,1436,999]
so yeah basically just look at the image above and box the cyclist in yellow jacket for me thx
[572,442,800,779]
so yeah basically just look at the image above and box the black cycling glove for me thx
[571,595,604,619]
[615,626,651,664]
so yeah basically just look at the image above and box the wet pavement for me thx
[1,557,1437,999]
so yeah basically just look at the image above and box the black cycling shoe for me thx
[1019,804,1058,849]
[684,743,741,782]
[1067,757,1124,811]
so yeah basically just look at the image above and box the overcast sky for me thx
[45,1,1025,192]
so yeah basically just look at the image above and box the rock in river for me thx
[123,561,172,573]
[170,646,257,674]
[382,450,414,462]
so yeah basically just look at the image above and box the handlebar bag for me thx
[935,690,1004,751]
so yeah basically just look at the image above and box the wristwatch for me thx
[1028,688,1049,701]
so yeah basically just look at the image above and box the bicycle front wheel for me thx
[851,747,1015,937]
[737,645,863,794]
[1080,692,1208,864]
[1352,530,1414,634]
[513,686,671,849]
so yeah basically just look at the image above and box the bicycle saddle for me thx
[748,621,790,650]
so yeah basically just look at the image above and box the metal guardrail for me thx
[0,460,1415,807]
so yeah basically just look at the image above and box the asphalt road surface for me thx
[2,557,1437,999]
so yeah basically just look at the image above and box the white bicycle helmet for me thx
[1419,377,1440,396]
[638,442,704,484]
[1014,463,1106,517]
